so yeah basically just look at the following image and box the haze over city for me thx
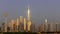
[0,0,60,26]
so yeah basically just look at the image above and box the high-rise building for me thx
[24,18,26,31]
[27,21,31,32]
[19,16,23,32]
[11,19,14,32]
[2,23,5,32]
[56,23,58,31]
[16,18,19,32]
[8,22,11,32]
[50,23,53,32]
[20,16,23,23]
[45,19,48,32]
[4,12,8,32]
[30,24,35,32]
[56,23,59,32]
[40,24,45,32]
[27,5,30,21]
[58,24,60,32]
[27,5,31,32]
[0,26,2,32]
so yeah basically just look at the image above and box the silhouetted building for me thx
[56,23,60,32]
[0,27,2,32]
[50,23,53,32]
[31,24,36,32]
[45,19,48,32]
[40,23,45,32]
[2,23,5,32]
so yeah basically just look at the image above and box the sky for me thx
[0,0,60,26]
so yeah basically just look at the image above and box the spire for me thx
[28,4,30,21]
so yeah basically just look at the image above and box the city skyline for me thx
[0,0,60,26]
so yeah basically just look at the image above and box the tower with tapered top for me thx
[28,5,30,21]
[27,5,31,32]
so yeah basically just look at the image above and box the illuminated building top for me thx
[28,5,30,21]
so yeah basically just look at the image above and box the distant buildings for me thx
[24,18,26,31]
[27,5,31,32]
[45,19,48,32]
[40,23,45,32]
[55,23,60,32]
[1,5,60,33]
[2,23,5,32]
[30,24,36,32]
[50,23,53,32]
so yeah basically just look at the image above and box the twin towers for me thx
[4,5,31,32]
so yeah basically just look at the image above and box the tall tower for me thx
[24,18,26,31]
[28,5,30,21]
[45,19,48,32]
[27,5,31,32]
[19,16,23,32]
[50,22,53,32]
[4,12,8,32]
[40,24,45,32]
[11,19,14,32]
[16,18,19,32]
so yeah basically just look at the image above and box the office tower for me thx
[24,18,26,32]
[30,24,35,32]
[19,16,23,32]
[45,19,48,32]
[16,18,19,32]
[55,23,59,34]
[56,23,59,32]
[8,22,11,32]
[50,23,53,32]
[2,23,5,32]
[47,24,50,32]
[40,24,45,32]
[48,23,53,32]
[4,12,8,32]
[27,21,31,32]
[58,23,60,32]
[20,16,23,23]
[27,5,31,32]
[11,19,14,32]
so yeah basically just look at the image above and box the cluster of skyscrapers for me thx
[39,19,60,32]
[0,5,32,32]
[0,5,60,33]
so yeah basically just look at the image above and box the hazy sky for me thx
[0,0,60,26]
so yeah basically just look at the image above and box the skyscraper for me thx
[50,23,53,32]
[56,23,59,32]
[11,19,14,32]
[16,18,19,32]
[20,16,23,23]
[4,12,8,32]
[8,22,11,32]
[19,16,23,32]
[27,5,31,32]
[45,19,48,32]
[40,24,45,32]
[24,18,26,31]
[2,23,5,32]
[27,5,30,21]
